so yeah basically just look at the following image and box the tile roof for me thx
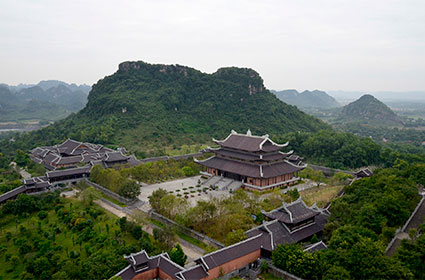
[304,241,328,253]
[262,198,320,224]
[213,130,287,152]
[46,166,91,179]
[198,234,263,270]
[118,251,183,280]
[197,156,304,178]
[0,186,26,203]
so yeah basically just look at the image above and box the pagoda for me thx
[195,130,306,191]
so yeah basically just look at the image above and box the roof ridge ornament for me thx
[246,129,252,136]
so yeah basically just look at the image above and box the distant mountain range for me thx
[328,90,425,103]
[0,80,90,122]
[339,94,403,126]
[272,89,340,109]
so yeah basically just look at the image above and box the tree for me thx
[80,186,98,206]
[225,229,246,246]
[118,180,141,199]
[131,225,143,240]
[169,243,187,266]
[181,166,195,176]
[153,226,175,250]
[14,149,29,167]
[323,266,352,280]
[149,188,168,212]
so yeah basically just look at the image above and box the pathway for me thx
[385,195,425,256]
[19,168,31,180]
[94,199,205,265]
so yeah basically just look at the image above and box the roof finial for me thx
[246,129,252,136]
[231,130,237,134]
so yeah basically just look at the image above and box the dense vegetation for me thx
[0,61,329,157]
[275,130,425,169]
[0,81,88,122]
[337,94,403,126]
[0,191,185,280]
[271,163,425,279]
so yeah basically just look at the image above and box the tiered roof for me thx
[247,198,329,249]
[196,130,305,179]
[212,129,288,153]
[261,197,320,224]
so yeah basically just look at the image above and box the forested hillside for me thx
[273,89,340,109]
[0,81,89,122]
[0,61,329,156]
[339,94,403,126]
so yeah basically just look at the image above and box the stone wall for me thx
[84,179,135,205]
[150,210,225,248]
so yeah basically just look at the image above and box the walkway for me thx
[94,199,205,265]
[385,195,425,256]
[19,168,31,179]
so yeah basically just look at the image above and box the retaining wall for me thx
[84,179,135,205]
[267,264,303,280]
[150,210,225,249]
[309,164,354,177]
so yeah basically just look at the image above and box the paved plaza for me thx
[138,175,231,208]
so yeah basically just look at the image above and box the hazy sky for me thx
[1,0,424,92]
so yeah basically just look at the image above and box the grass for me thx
[149,218,165,228]
[300,184,344,208]
[258,272,282,280]
[175,231,216,253]
[98,192,127,208]
[148,217,216,253]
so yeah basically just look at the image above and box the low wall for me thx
[150,210,225,249]
[137,152,204,164]
[267,264,303,280]
[309,164,355,177]
[84,179,135,205]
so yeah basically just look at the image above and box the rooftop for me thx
[213,130,288,153]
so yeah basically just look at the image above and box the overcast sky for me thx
[1,0,424,92]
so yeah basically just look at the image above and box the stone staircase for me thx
[227,180,243,191]
[215,177,233,190]
[203,176,222,187]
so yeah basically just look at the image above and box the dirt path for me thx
[94,199,204,264]
[19,168,32,179]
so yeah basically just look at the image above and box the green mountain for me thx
[0,82,88,122]
[3,61,329,155]
[273,89,340,109]
[339,94,403,126]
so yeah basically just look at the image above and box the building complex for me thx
[115,197,329,280]
[195,130,306,191]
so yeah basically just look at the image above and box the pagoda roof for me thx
[104,151,129,162]
[213,130,288,152]
[195,156,304,178]
[246,209,328,249]
[213,148,292,162]
[261,197,320,224]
